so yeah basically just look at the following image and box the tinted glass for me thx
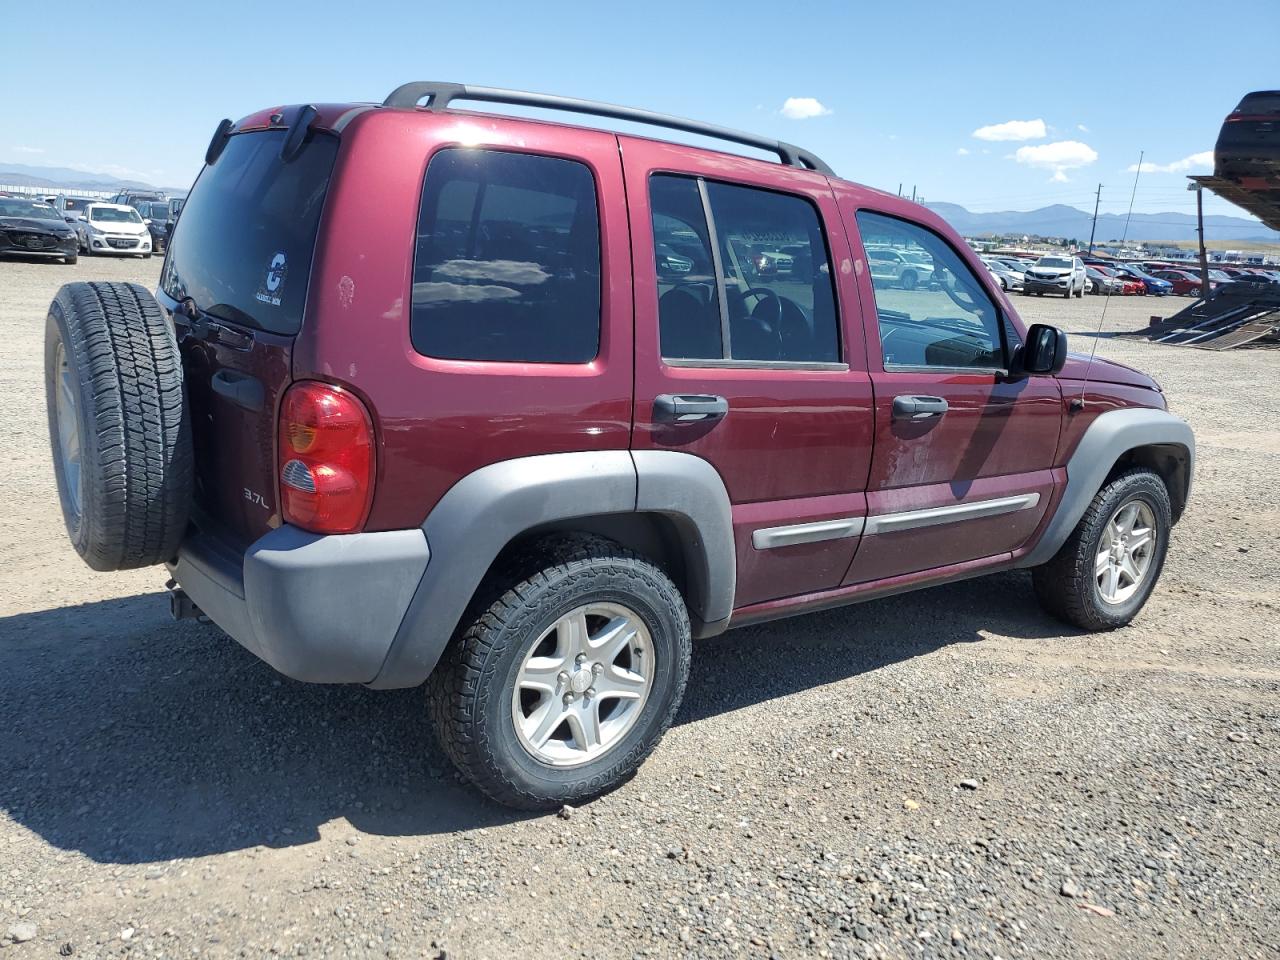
[650,175,722,360]
[161,130,337,335]
[705,180,839,362]
[412,149,600,363]
[857,211,1004,370]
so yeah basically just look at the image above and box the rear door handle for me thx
[892,394,948,420]
[654,394,729,423]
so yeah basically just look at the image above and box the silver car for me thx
[1023,255,1087,298]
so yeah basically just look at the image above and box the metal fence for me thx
[0,184,117,198]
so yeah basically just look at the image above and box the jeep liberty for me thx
[44,82,1194,809]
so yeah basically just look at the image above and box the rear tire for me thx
[429,534,691,810]
[1033,469,1172,631]
[45,281,192,571]
[900,271,918,291]
[64,254,77,265]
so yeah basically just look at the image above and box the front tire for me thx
[1033,469,1172,631]
[900,270,918,291]
[429,535,692,810]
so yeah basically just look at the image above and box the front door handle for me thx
[892,394,948,421]
[654,394,729,423]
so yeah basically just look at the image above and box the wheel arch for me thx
[1019,408,1194,569]
[368,450,735,689]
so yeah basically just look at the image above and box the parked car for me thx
[51,194,100,226]
[1110,265,1173,296]
[135,200,176,253]
[0,197,78,263]
[110,188,168,208]
[866,244,930,290]
[75,202,153,257]
[1023,255,1087,297]
[1214,90,1280,180]
[43,82,1194,811]
[1151,270,1213,297]
[982,257,1024,292]
[1085,265,1129,296]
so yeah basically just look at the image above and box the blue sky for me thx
[1,0,1272,222]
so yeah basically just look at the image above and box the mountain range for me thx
[0,162,190,195]
[3,161,1277,244]
[925,202,1280,245]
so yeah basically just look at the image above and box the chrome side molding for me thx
[864,493,1041,536]
[752,517,865,550]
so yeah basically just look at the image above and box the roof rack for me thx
[381,81,835,176]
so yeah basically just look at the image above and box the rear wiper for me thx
[173,298,254,350]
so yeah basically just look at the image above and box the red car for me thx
[1091,265,1144,295]
[1152,270,1214,297]
[43,81,1195,809]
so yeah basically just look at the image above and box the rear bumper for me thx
[168,523,429,683]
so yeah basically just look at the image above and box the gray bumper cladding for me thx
[171,525,429,684]
[1017,406,1194,568]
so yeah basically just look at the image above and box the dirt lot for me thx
[1,256,1277,959]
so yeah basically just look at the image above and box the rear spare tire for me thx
[45,281,192,571]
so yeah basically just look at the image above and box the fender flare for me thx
[1018,407,1195,568]
[368,450,735,689]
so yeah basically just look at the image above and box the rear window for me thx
[161,130,338,335]
[411,148,601,363]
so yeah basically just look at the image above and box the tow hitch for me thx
[165,578,204,622]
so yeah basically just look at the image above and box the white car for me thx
[866,244,933,290]
[1023,255,1087,298]
[76,202,153,258]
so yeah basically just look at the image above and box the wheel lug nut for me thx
[575,653,587,666]
[557,671,569,685]
[585,688,595,699]
[564,692,575,704]
[592,662,603,675]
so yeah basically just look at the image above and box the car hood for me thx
[1028,266,1072,276]
[0,216,71,234]
[1058,353,1159,390]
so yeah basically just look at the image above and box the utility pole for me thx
[1088,183,1102,253]
[897,183,903,197]
[911,185,916,203]
[1191,181,1209,298]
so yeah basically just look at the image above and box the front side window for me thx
[856,211,1004,370]
[411,149,601,363]
[649,174,839,364]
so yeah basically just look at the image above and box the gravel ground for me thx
[1,256,1277,959]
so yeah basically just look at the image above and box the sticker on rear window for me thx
[255,251,288,306]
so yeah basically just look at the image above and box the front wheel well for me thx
[1104,444,1191,522]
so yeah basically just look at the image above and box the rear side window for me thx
[412,149,601,363]
[160,130,337,335]
[650,174,839,364]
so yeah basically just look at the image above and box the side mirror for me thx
[1019,323,1068,375]
[77,215,86,222]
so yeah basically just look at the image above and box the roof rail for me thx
[381,81,835,176]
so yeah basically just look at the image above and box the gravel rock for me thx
[959,778,980,790]
[7,922,37,943]
[0,262,1277,960]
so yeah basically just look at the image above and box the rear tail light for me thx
[278,381,374,534]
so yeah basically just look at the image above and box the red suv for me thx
[44,82,1195,809]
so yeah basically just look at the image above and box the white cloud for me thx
[779,97,832,120]
[956,147,970,156]
[1014,140,1098,182]
[8,145,45,155]
[1077,123,1090,133]
[1127,150,1213,174]
[972,118,1046,142]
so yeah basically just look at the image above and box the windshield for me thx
[161,130,338,335]
[1037,257,1072,268]
[90,207,143,223]
[0,199,61,220]
[141,202,168,219]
